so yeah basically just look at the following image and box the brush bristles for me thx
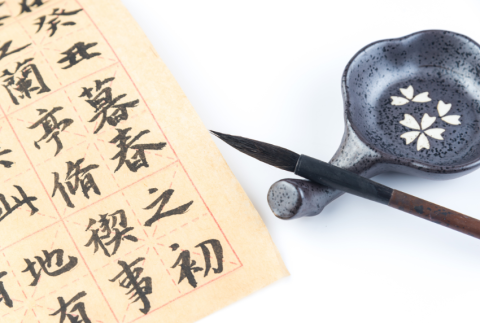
[210,131,299,172]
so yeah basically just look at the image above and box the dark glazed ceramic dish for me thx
[268,30,480,219]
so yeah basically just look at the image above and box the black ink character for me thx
[85,209,138,257]
[0,185,38,222]
[0,147,13,168]
[0,12,10,27]
[110,258,151,314]
[80,77,139,133]
[0,40,30,61]
[1,57,51,105]
[169,243,202,288]
[0,3,9,27]
[50,291,91,323]
[28,107,73,156]
[0,271,13,308]
[22,249,78,286]
[19,0,43,15]
[35,8,83,37]
[52,158,100,208]
[58,42,100,69]
[110,128,166,172]
[144,188,193,227]
[171,239,223,288]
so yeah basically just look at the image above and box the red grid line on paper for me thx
[0,103,121,322]
[42,23,93,47]
[2,0,67,32]
[0,0,243,322]
[0,7,123,315]
[74,0,242,265]
[0,159,180,254]
[130,265,243,323]
[62,159,179,220]
[119,168,183,294]
[2,61,119,119]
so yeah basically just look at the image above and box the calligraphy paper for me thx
[0,0,288,322]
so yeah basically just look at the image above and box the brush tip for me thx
[209,130,299,172]
[209,130,225,138]
[209,130,237,142]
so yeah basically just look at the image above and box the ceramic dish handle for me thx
[267,120,382,219]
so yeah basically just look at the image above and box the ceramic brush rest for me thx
[268,30,480,219]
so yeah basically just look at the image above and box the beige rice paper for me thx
[0,0,288,322]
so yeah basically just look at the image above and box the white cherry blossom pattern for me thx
[399,113,445,151]
[437,100,461,125]
[391,85,431,106]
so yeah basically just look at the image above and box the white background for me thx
[120,1,480,322]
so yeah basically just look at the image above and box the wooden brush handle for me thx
[295,154,480,240]
[389,190,480,239]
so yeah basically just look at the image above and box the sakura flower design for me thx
[437,100,461,125]
[399,113,445,151]
[391,85,431,106]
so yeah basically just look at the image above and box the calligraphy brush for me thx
[211,130,480,240]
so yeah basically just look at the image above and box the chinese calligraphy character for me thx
[171,239,223,288]
[169,244,201,288]
[1,57,51,105]
[28,107,73,156]
[52,158,101,208]
[0,147,12,168]
[80,77,139,133]
[144,188,193,227]
[35,8,83,37]
[85,209,138,257]
[110,128,166,172]
[58,42,100,69]
[0,271,12,308]
[0,40,30,61]
[22,249,78,286]
[110,258,151,314]
[19,0,44,15]
[0,185,38,222]
[50,291,91,323]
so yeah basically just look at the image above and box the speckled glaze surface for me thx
[268,30,480,219]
